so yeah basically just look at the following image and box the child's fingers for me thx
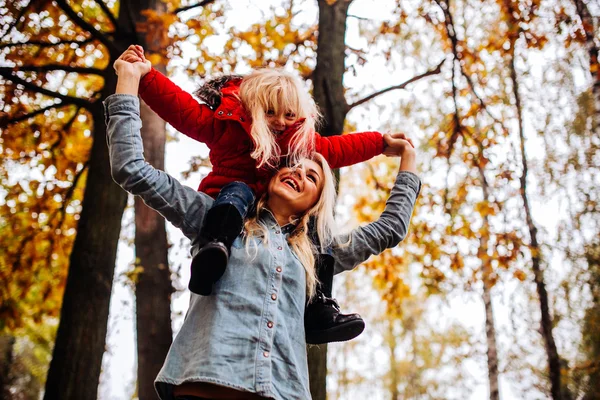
[134,45,145,59]
[123,55,142,63]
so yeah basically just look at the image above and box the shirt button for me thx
[276,267,282,273]
[271,293,277,301]
[275,230,280,234]
[267,321,274,328]
[277,246,282,250]
[263,351,270,358]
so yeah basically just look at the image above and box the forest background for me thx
[0,0,599,399]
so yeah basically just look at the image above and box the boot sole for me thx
[305,319,365,344]
[189,245,228,296]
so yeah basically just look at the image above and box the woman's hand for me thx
[383,133,417,173]
[113,45,151,78]
[383,132,415,157]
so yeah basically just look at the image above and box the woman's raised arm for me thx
[105,62,213,241]
[332,143,420,274]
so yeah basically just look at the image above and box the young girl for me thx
[119,45,411,344]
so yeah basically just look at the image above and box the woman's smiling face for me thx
[267,159,324,218]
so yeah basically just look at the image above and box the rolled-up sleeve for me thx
[104,94,212,241]
[333,171,421,274]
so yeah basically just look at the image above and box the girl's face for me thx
[267,159,324,217]
[265,109,298,135]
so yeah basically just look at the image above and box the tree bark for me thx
[130,1,174,397]
[43,4,150,399]
[573,0,600,136]
[478,163,500,400]
[309,1,353,398]
[134,97,173,400]
[388,322,400,400]
[0,334,15,399]
[43,80,128,400]
[312,0,351,136]
[509,47,563,400]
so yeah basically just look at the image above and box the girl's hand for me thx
[113,45,151,78]
[383,132,415,157]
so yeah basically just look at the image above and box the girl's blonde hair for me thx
[244,153,337,298]
[239,69,321,169]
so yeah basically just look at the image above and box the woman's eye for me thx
[266,110,275,116]
[308,175,317,183]
[285,112,296,119]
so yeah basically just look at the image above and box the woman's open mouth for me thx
[281,177,300,192]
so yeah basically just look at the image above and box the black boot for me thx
[189,203,244,296]
[304,254,365,344]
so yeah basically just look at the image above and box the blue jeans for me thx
[213,181,255,219]
[200,181,255,245]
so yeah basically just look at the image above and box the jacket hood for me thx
[194,75,244,109]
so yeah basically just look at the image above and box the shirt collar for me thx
[260,208,298,234]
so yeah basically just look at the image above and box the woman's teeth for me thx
[282,178,299,192]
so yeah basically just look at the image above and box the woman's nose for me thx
[292,165,306,180]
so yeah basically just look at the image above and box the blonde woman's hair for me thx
[239,69,321,169]
[244,153,337,298]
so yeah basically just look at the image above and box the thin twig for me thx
[347,58,445,111]
[174,0,215,14]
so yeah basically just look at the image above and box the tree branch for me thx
[348,14,369,21]
[173,0,215,14]
[347,58,445,111]
[0,1,35,40]
[0,37,95,49]
[0,65,105,76]
[0,70,93,108]
[54,0,118,54]
[0,65,105,78]
[434,0,508,132]
[92,0,119,29]
[0,104,70,128]
[49,106,81,152]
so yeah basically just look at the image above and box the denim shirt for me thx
[104,94,421,400]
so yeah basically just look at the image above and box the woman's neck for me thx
[265,201,295,227]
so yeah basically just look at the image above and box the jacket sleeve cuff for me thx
[139,68,159,95]
[396,170,422,198]
[103,94,140,125]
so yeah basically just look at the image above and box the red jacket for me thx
[139,68,384,198]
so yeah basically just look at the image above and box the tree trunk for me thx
[482,277,500,400]
[43,80,128,400]
[312,0,351,136]
[43,4,155,398]
[509,47,563,400]
[388,322,400,400]
[132,1,174,397]
[134,97,173,400]
[477,163,500,400]
[0,334,15,398]
[573,0,600,135]
[309,1,353,398]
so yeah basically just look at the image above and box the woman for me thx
[106,56,421,399]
